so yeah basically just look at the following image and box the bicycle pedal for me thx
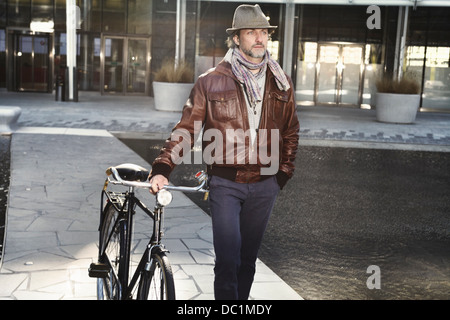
[88,262,110,278]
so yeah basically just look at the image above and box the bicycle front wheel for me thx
[137,250,175,300]
[97,201,129,300]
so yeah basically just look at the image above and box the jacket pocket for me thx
[270,92,289,121]
[208,91,238,121]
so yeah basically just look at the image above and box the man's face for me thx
[233,28,269,63]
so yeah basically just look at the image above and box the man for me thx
[149,4,299,300]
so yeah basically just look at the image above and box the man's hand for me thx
[149,174,169,195]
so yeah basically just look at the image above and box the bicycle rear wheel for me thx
[97,201,129,300]
[137,250,175,300]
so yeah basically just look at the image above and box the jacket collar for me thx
[215,59,235,78]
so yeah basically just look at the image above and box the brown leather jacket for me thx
[151,59,299,188]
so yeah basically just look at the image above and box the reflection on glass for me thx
[0,30,5,86]
[340,46,362,105]
[78,34,101,90]
[33,36,49,91]
[103,37,149,94]
[128,0,152,34]
[295,42,317,103]
[406,46,450,111]
[18,36,33,90]
[31,0,53,20]
[127,39,147,93]
[7,0,31,27]
[78,0,101,32]
[104,38,124,92]
[103,0,126,33]
[317,45,339,104]
[17,35,49,91]
[314,44,364,106]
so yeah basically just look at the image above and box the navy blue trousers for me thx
[209,175,279,300]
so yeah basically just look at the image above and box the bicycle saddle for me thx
[106,163,150,182]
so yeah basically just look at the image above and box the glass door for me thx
[340,46,364,105]
[101,36,150,95]
[316,44,340,105]
[127,39,148,94]
[102,37,124,93]
[315,43,364,106]
[16,34,50,92]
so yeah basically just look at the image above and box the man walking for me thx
[149,4,299,300]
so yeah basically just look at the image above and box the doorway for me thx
[101,35,150,95]
[12,33,51,92]
[315,43,365,106]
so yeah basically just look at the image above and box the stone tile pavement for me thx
[0,128,301,300]
[1,90,449,300]
[1,90,450,151]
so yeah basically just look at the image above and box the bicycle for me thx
[88,163,208,300]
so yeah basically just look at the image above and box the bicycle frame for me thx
[101,185,165,299]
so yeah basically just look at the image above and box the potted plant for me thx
[153,59,194,111]
[375,72,421,124]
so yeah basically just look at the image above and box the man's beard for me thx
[241,44,266,59]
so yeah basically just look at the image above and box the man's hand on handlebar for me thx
[149,174,169,195]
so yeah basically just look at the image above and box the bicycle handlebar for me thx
[107,166,208,193]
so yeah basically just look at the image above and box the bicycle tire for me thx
[137,250,176,300]
[97,201,129,300]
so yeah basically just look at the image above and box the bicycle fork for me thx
[122,205,167,299]
[118,187,136,291]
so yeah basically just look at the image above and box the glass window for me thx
[295,4,386,107]
[58,33,67,55]
[78,0,101,32]
[7,0,31,28]
[406,45,450,112]
[295,42,317,104]
[407,7,450,112]
[78,33,101,90]
[103,37,124,92]
[0,29,5,87]
[128,0,152,35]
[422,47,450,111]
[0,0,6,27]
[363,44,383,108]
[103,0,126,33]
[127,38,148,93]
[33,36,50,91]
[300,5,370,43]
[31,0,53,20]
[0,29,5,52]
[54,0,66,30]
[55,32,67,74]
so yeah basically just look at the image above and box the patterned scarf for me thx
[230,47,290,106]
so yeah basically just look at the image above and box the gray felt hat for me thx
[226,4,277,35]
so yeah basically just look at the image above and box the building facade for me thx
[0,0,449,112]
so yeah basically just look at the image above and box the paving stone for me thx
[3,91,448,300]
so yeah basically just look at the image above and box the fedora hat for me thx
[226,4,277,35]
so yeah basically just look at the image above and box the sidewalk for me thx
[1,90,450,149]
[0,90,449,300]
[0,91,303,300]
